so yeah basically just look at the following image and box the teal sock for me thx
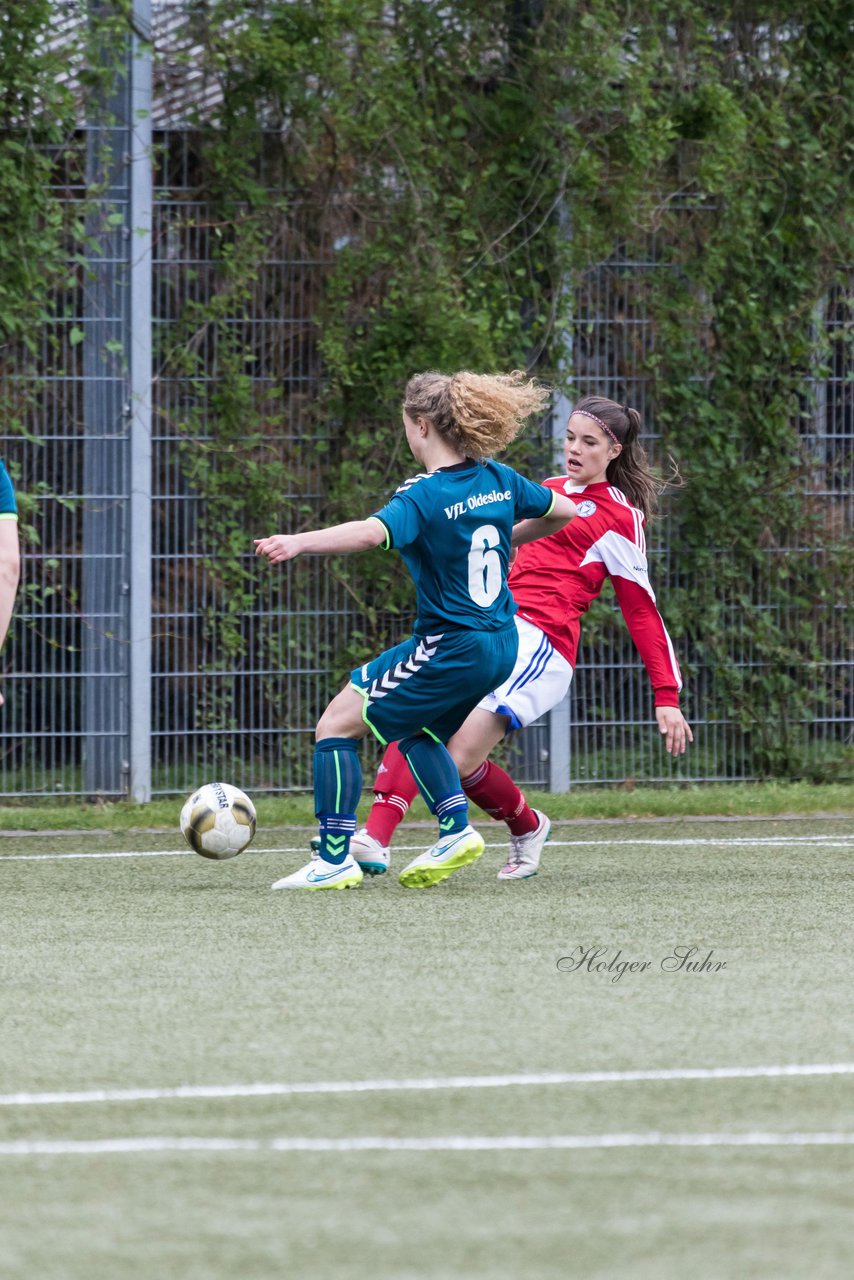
[398,734,469,837]
[313,737,361,864]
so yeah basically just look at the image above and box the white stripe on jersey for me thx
[395,472,431,494]
[607,486,645,554]
[580,530,656,600]
[547,476,647,552]
[663,627,683,691]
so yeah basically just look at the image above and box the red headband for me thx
[574,408,621,446]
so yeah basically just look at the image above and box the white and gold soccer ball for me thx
[179,782,257,860]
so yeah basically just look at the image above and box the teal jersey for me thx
[370,459,554,633]
[0,460,16,517]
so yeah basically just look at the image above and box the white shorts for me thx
[476,616,573,731]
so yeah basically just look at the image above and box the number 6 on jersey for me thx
[467,524,502,607]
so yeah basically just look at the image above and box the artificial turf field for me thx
[2,814,853,1279]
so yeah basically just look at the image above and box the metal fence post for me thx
[547,390,573,793]
[128,0,153,803]
[82,3,132,797]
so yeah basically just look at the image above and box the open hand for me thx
[656,706,693,755]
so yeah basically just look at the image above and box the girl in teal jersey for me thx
[255,370,577,892]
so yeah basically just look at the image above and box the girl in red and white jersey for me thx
[345,395,693,880]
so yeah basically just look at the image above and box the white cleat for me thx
[497,810,551,880]
[349,828,391,876]
[310,829,390,876]
[272,855,363,891]
[398,825,484,889]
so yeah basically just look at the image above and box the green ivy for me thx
[5,1,852,781]
[168,0,852,779]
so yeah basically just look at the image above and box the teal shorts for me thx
[351,624,519,745]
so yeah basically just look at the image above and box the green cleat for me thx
[398,826,484,889]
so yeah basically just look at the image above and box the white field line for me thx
[1,1132,854,1156]
[2,833,854,861]
[3,849,193,860]
[3,1063,853,1108]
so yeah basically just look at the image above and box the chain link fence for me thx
[2,13,851,800]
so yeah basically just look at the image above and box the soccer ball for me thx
[180,782,257,860]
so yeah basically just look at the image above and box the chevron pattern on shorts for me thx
[368,634,444,701]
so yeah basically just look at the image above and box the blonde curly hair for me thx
[403,370,550,461]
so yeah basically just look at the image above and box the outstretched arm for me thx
[511,493,577,548]
[254,518,385,564]
[607,557,693,757]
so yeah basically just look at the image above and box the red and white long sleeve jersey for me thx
[509,478,682,707]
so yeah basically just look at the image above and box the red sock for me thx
[364,741,419,846]
[460,760,538,836]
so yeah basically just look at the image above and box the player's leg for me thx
[347,741,418,875]
[449,708,551,878]
[389,627,518,888]
[450,619,572,879]
[350,626,557,874]
[452,707,540,833]
[366,742,419,840]
[351,625,518,887]
[273,685,367,891]
[395,731,486,889]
